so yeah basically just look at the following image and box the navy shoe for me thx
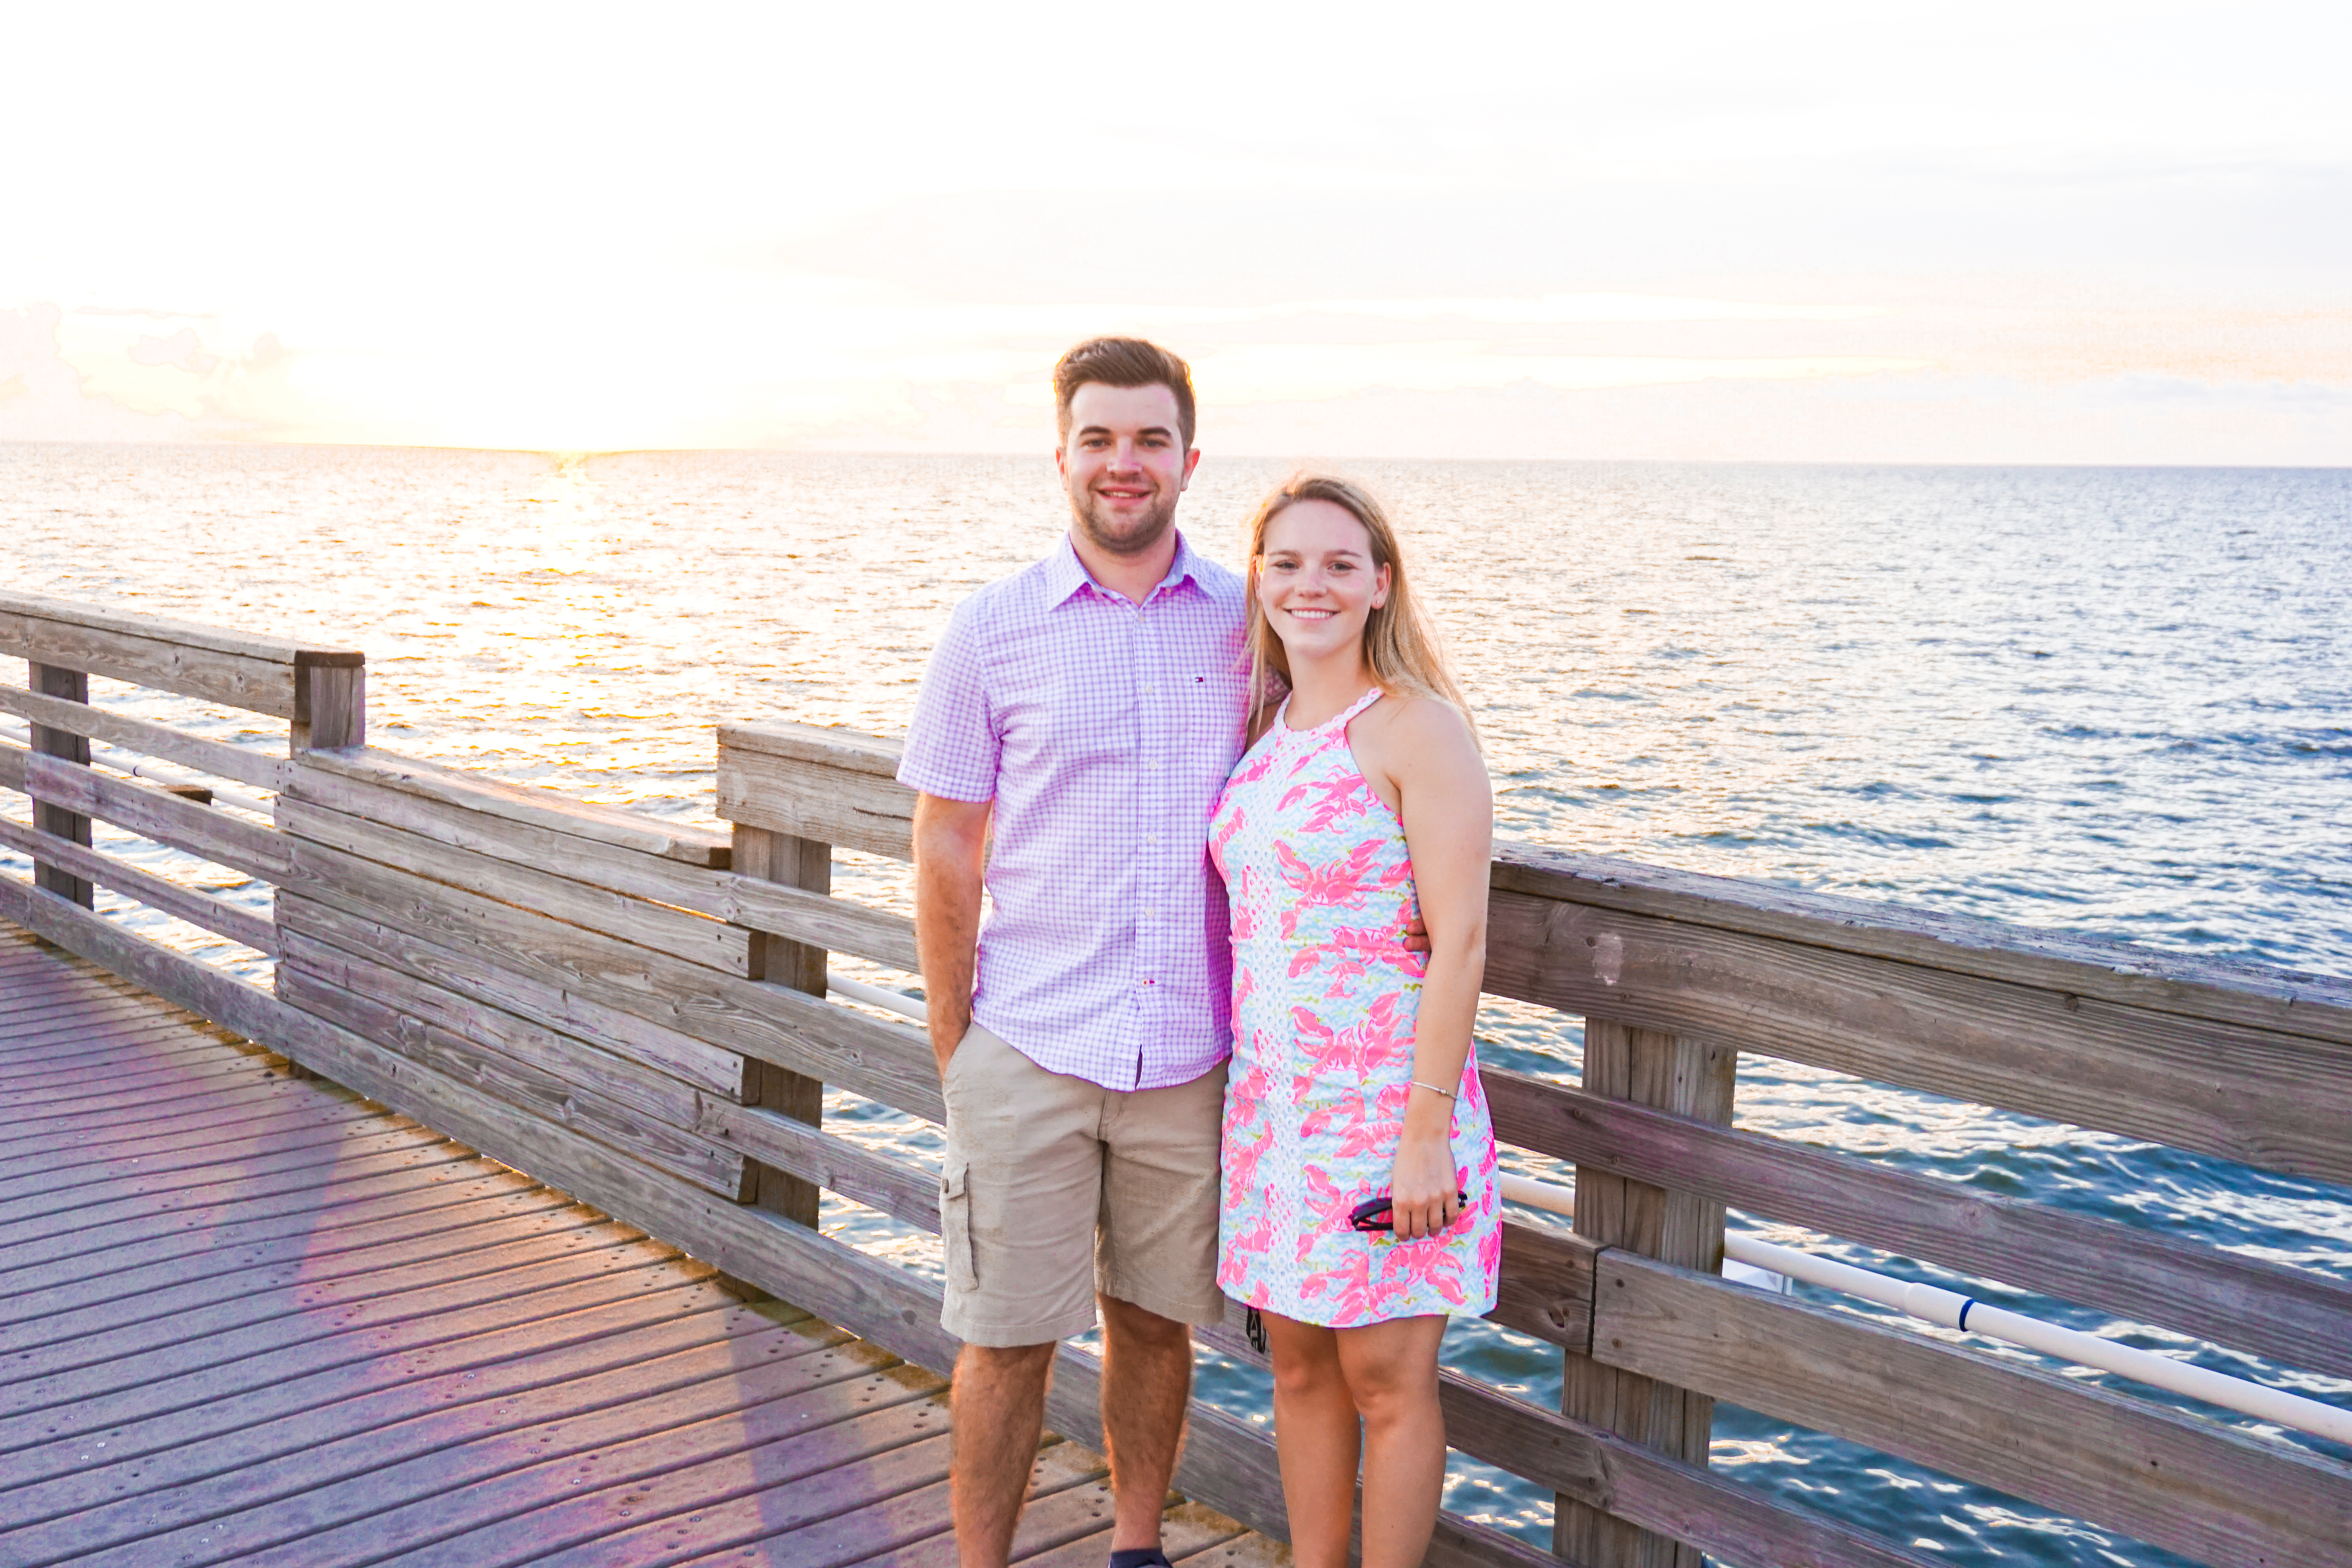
[1111,1550,1174,1568]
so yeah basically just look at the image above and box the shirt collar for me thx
[1045,529,1204,610]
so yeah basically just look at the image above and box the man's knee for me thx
[1099,1294,1192,1352]
[956,1339,1057,1396]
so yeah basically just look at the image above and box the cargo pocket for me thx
[939,1161,979,1293]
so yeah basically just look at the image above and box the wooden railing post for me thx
[25,663,94,907]
[290,655,365,753]
[1557,1016,1737,1568]
[731,822,828,1226]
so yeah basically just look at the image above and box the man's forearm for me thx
[915,858,981,1065]
[911,793,991,1073]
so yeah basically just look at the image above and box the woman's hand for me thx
[1388,1126,1461,1241]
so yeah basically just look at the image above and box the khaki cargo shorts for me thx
[938,1022,1228,1347]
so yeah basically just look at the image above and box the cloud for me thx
[0,305,200,441]
[0,305,311,442]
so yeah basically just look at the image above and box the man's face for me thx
[1056,382,1200,557]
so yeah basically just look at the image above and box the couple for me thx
[903,337,1499,1568]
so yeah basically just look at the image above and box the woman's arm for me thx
[1359,697,1492,1241]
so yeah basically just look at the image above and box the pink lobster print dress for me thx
[1209,686,1501,1327]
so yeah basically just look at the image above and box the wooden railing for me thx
[2,592,2347,1568]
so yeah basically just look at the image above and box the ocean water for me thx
[2,443,2347,1565]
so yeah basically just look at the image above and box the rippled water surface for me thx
[4,444,2347,1564]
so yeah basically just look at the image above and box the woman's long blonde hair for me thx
[1241,473,1474,737]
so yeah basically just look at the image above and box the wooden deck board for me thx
[0,923,1266,1568]
[0,1187,582,1320]
[3,1202,623,1352]
[0,1106,413,1198]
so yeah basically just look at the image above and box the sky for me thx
[3,2,2347,463]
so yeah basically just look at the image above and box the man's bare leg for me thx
[1099,1293,1195,1554]
[953,1340,1058,1568]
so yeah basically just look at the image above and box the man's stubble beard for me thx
[1069,486,1181,558]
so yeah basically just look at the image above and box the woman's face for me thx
[1257,499,1391,665]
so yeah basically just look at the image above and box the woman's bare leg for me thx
[1335,1314,1450,1568]
[1264,1312,1360,1568]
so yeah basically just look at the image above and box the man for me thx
[898,337,1251,1568]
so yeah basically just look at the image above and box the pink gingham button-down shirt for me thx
[898,531,1252,1091]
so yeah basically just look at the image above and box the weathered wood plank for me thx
[698,1099,943,1230]
[0,810,278,951]
[1494,841,2352,1049]
[1591,1252,2352,1568]
[0,1162,540,1307]
[278,959,753,1199]
[276,795,753,974]
[292,659,365,751]
[0,1076,326,1160]
[1,1189,608,1355]
[0,588,359,717]
[572,1432,964,1568]
[718,720,915,860]
[0,1279,795,1506]
[24,661,96,906]
[1488,1069,2352,1383]
[241,1373,936,1568]
[0,1142,497,1276]
[285,752,919,969]
[20,1322,878,1566]
[0,1247,732,1457]
[0,1091,377,1181]
[735,822,829,1224]
[0,1099,396,1186]
[0,1010,228,1063]
[0,683,291,789]
[1485,889,2352,1185]
[2,745,295,881]
[0,1033,253,1093]
[0,1120,442,1225]
[0,1138,482,1256]
[1559,1016,1735,1568]
[597,1439,1100,1568]
[277,893,750,1098]
[0,1232,684,1418]
[214,1360,944,1568]
[274,835,942,1120]
[281,928,733,1123]
[0,1186,578,1329]
[0,1054,290,1124]
[293,745,728,865]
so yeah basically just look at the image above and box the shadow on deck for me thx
[0,924,1273,1568]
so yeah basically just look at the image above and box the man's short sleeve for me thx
[897,595,998,802]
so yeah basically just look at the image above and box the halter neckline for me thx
[1275,685,1385,738]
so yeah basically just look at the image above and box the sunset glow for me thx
[4,2,2345,461]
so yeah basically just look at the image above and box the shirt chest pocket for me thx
[1184,667,1252,757]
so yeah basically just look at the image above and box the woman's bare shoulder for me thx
[1367,692,1477,751]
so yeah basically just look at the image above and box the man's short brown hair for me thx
[1053,337,1197,452]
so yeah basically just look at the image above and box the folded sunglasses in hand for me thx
[1348,1191,1470,1233]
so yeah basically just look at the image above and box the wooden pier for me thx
[0,925,1267,1567]
[1,587,2348,1566]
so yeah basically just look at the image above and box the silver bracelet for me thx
[1410,1079,1457,1100]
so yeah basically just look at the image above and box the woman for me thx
[1210,474,1500,1568]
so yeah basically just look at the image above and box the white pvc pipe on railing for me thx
[1497,1172,2352,1447]
[827,971,929,1020]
